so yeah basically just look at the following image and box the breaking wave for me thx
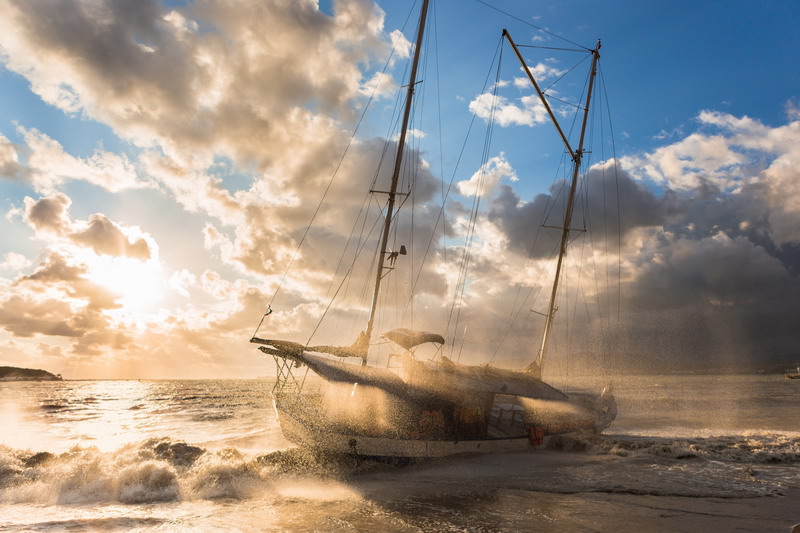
[2,430,798,505]
[0,439,378,505]
[550,432,800,464]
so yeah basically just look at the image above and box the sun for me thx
[86,255,165,313]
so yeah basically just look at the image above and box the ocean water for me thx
[0,375,798,532]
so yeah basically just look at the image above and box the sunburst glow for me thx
[87,255,165,313]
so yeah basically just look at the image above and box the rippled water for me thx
[0,375,798,531]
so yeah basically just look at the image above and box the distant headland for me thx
[0,366,62,381]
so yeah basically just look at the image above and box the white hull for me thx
[274,398,542,458]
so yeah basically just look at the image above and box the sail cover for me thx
[258,346,409,395]
[250,333,367,360]
[253,337,568,402]
[383,328,445,350]
[433,356,569,401]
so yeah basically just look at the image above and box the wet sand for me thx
[341,450,800,532]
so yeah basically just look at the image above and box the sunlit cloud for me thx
[0,0,797,378]
[469,92,550,127]
[457,153,518,197]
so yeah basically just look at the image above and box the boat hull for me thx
[273,396,539,458]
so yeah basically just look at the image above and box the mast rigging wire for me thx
[472,0,591,51]
[252,1,419,340]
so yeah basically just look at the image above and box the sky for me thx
[0,0,799,379]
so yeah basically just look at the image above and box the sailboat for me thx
[251,0,617,458]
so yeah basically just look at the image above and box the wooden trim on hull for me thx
[274,400,542,458]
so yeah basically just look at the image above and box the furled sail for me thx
[407,356,569,401]
[253,336,567,402]
[267,349,409,394]
[382,328,445,350]
[250,332,368,360]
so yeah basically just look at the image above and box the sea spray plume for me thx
[184,447,267,500]
[149,439,205,467]
[548,433,800,463]
[321,381,419,438]
[0,439,253,504]
[116,461,179,503]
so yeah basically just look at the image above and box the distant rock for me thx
[0,366,62,381]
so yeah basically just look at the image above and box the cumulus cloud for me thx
[512,60,565,89]
[0,252,31,272]
[0,251,121,344]
[22,193,154,259]
[578,109,800,366]
[1,0,798,376]
[469,93,550,127]
[429,108,800,370]
[623,110,800,247]
[457,153,518,197]
[23,193,72,234]
[169,269,196,298]
[0,134,26,181]
[0,0,392,166]
[70,214,152,259]
[20,128,142,193]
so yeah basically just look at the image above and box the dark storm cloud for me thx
[588,111,800,368]
[467,108,800,370]
[487,166,664,258]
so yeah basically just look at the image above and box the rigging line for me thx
[489,144,570,363]
[582,148,604,325]
[544,95,582,110]
[330,196,377,336]
[450,126,490,358]
[254,11,412,339]
[574,166,598,330]
[565,231,581,358]
[306,211,384,346]
[516,44,588,53]
[571,90,602,327]
[397,59,427,330]
[599,62,623,324]
[401,37,503,328]
[428,35,500,347]
[564,60,591,142]
[577,236,594,330]
[450,102,496,356]
[488,241,561,365]
[596,77,612,328]
[433,0,447,271]
[354,200,384,332]
[324,198,369,308]
[581,91,598,285]
[408,18,437,330]
[542,53,591,94]
[372,78,407,190]
[471,0,591,50]
[346,197,378,338]
[399,7,446,325]
[452,44,503,362]
[323,180,379,302]
[487,166,569,363]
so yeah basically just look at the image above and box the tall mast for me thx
[364,0,430,357]
[503,30,601,376]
